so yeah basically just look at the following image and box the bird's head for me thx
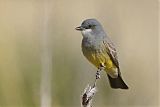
[75,19,104,36]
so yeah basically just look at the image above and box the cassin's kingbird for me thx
[76,19,128,89]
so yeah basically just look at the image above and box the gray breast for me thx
[81,37,102,53]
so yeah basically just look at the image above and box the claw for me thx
[95,63,105,79]
[95,72,100,79]
[96,69,101,79]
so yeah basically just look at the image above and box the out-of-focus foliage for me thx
[0,0,158,107]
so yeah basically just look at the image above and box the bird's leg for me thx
[93,63,105,88]
[96,63,105,79]
[96,68,101,79]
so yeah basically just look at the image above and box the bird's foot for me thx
[96,70,101,79]
[96,63,105,79]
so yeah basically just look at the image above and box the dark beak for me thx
[75,26,84,31]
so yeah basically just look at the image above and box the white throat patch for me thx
[81,29,92,36]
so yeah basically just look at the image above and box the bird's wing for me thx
[103,40,120,71]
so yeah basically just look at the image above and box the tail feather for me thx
[107,74,129,89]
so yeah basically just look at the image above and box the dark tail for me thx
[107,74,129,89]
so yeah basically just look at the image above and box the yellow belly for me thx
[83,51,116,71]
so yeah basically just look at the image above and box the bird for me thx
[75,19,128,89]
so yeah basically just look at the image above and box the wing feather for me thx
[103,40,120,71]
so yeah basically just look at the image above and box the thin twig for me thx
[81,69,102,107]
[81,65,104,107]
[81,84,97,107]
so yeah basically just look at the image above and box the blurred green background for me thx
[0,0,159,107]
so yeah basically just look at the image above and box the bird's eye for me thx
[88,25,92,28]
[88,25,96,29]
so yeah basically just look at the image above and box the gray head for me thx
[75,19,104,36]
